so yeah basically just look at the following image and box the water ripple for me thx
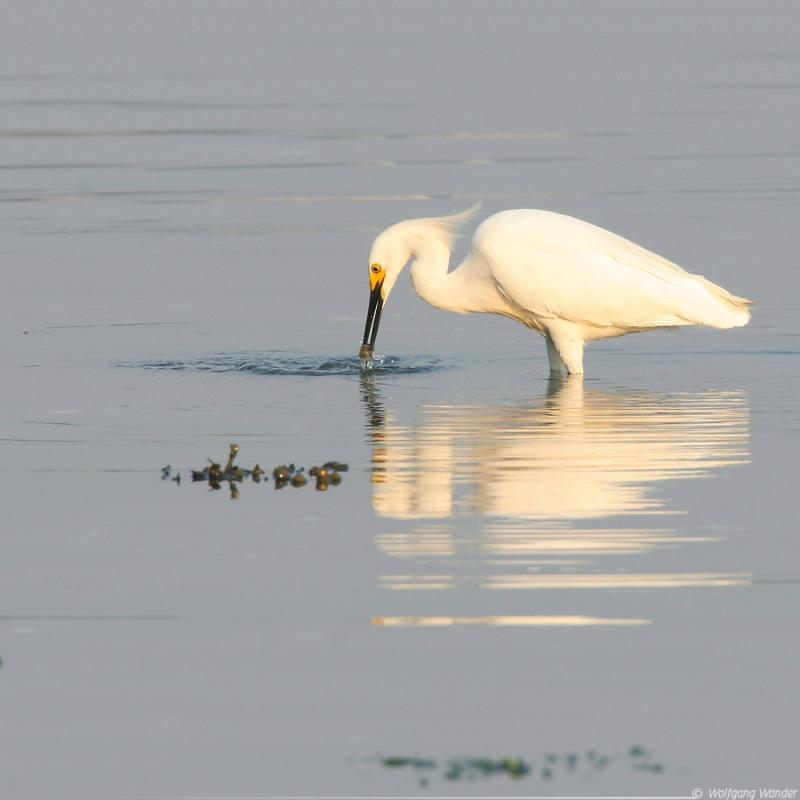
[124,352,446,376]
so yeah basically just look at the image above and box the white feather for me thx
[480,210,751,330]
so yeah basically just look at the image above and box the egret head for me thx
[359,226,411,359]
[360,205,480,359]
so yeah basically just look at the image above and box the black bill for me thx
[360,282,384,359]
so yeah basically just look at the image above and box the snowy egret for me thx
[359,206,751,374]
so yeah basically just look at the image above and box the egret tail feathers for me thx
[681,278,752,329]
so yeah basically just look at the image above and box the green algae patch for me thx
[374,745,667,785]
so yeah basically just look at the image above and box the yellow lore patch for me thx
[369,263,385,291]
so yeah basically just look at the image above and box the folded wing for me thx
[479,210,751,330]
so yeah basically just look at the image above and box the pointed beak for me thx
[360,275,384,359]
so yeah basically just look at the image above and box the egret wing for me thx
[479,211,749,329]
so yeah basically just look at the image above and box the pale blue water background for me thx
[0,1,798,797]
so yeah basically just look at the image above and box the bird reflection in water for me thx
[361,375,751,626]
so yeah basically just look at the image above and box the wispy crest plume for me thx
[407,202,482,250]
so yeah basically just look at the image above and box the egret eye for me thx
[371,264,382,274]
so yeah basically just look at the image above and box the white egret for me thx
[360,206,751,374]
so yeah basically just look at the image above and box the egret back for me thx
[475,210,751,331]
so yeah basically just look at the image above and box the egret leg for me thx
[546,323,585,375]
[545,334,566,374]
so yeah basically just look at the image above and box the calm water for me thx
[1,1,798,797]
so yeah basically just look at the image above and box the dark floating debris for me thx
[273,465,292,483]
[382,757,436,770]
[375,746,666,785]
[163,445,348,498]
[161,465,181,484]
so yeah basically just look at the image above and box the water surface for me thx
[0,1,798,797]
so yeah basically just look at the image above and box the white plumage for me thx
[361,206,751,374]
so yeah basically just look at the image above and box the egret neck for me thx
[410,233,519,319]
[409,237,483,315]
